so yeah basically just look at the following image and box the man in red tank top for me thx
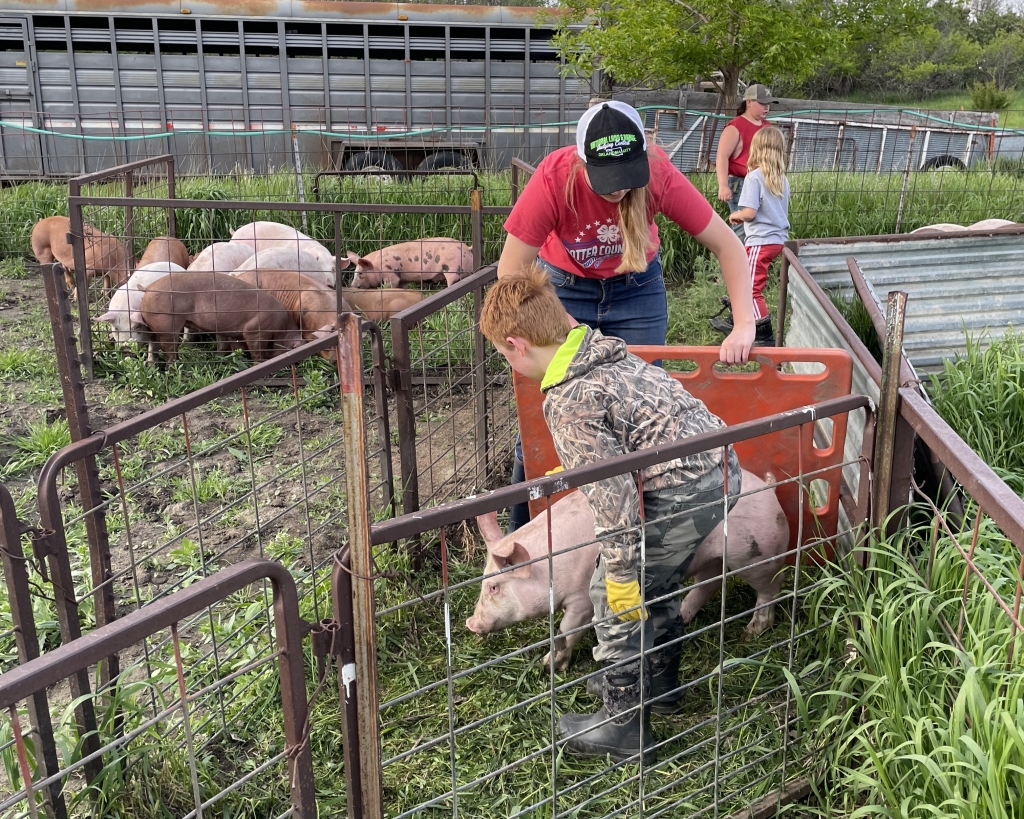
[715,84,778,237]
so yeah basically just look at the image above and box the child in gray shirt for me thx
[716,126,790,347]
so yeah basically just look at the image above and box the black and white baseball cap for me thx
[575,100,649,195]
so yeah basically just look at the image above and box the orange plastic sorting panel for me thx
[513,347,854,559]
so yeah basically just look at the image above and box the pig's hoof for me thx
[543,649,570,672]
[742,612,775,641]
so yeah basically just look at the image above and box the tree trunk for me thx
[721,64,741,111]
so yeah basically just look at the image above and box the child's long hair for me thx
[747,127,787,198]
[565,156,654,274]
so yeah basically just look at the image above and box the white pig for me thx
[347,238,472,288]
[235,245,336,288]
[187,241,254,274]
[230,221,335,272]
[466,470,789,670]
[97,262,185,344]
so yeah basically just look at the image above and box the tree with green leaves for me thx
[548,0,846,107]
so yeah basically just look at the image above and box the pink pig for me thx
[467,492,599,671]
[466,470,789,670]
[347,238,472,289]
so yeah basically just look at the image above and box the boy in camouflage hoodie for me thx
[480,264,741,764]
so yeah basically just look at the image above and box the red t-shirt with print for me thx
[503,144,714,280]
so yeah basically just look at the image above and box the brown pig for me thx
[235,269,352,358]
[347,238,472,288]
[140,271,303,363]
[340,287,426,323]
[31,215,131,296]
[138,236,190,270]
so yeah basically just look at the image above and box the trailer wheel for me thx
[344,150,403,180]
[416,150,473,171]
[923,155,966,171]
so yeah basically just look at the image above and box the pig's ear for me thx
[507,542,532,578]
[311,324,335,339]
[491,541,532,578]
[344,251,360,269]
[476,512,503,545]
[356,256,375,271]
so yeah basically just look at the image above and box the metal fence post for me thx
[473,282,489,488]
[336,313,384,819]
[470,187,483,271]
[0,486,67,819]
[65,182,94,380]
[331,547,364,819]
[391,313,420,516]
[872,290,909,535]
[166,155,177,236]
[41,263,119,688]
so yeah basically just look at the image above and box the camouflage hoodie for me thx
[541,326,727,585]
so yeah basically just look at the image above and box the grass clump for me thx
[0,257,31,280]
[790,512,1024,815]
[0,415,71,479]
[927,330,1024,494]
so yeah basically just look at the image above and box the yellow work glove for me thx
[545,465,564,476]
[605,578,648,622]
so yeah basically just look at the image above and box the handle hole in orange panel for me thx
[711,360,764,375]
[812,417,834,452]
[776,360,827,377]
[662,359,699,373]
[809,478,830,513]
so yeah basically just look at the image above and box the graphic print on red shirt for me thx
[504,145,714,280]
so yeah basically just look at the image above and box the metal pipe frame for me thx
[0,560,317,819]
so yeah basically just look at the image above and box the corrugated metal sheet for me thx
[784,269,877,540]
[794,230,1024,373]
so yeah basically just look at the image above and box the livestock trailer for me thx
[0,1,593,178]
[637,97,1000,175]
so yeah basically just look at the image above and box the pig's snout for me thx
[465,614,491,635]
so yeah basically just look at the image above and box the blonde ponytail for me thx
[615,185,653,273]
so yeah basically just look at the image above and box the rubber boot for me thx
[708,296,733,334]
[648,620,685,714]
[752,315,775,348]
[561,660,656,763]
[586,624,685,715]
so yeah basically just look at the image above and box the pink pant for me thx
[746,243,783,320]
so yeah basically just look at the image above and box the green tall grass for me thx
[928,331,1024,494]
[789,514,1024,816]
[5,167,1024,283]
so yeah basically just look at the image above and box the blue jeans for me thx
[727,175,746,241]
[508,253,668,532]
[537,253,668,346]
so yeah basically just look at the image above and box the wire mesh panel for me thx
[0,559,315,819]
[390,266,516,515]
[351,395,871,817]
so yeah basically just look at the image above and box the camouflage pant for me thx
[589,448,742,664]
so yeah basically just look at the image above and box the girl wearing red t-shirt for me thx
[498,100,754,531]
[499,100,754,359]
